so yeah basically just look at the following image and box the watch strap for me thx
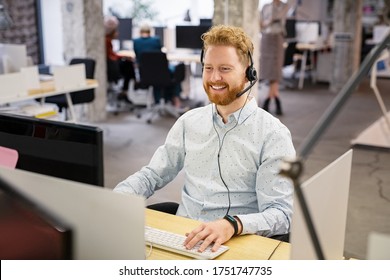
[223,214,238,236]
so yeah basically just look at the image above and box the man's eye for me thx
[220,67,231,72]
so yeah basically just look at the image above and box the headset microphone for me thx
[236,79,257,98]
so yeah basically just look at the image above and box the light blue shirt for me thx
[114,98,296,237]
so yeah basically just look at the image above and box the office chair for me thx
[45,58,96,120]
[137,52,185,124]
[106,58,134,115]
[147,202,179,215]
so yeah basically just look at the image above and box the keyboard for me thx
[145,226,229,259]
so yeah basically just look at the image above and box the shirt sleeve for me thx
[237,123,295,237]
[113,118,186,197]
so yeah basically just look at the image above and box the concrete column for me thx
[213,0,260,98]
[330,0,363,93]
[61,0,106,122]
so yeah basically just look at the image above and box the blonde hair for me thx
[201,25,254,66]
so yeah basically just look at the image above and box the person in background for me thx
[133,23,184,110]
[114,25,295,253]
[259,0,291,116]
[104,15,135,103]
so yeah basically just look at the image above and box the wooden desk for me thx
[296,43,329,89]
[0,79,98,122]
[145,209,289,260]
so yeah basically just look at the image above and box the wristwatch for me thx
[223,214,238,236]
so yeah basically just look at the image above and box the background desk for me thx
[0,79,98,122]
[296,43,330,89]
[145,209,290,260]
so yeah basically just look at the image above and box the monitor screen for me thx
[0,176,73,259]
[118,18,132,41]
[0,114,104,186]
[285,19,297,39]
[175,25,211,50]
[295,21,321,43]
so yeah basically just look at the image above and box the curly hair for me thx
[201,25,254,66]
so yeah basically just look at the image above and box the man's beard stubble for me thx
[204,80,246,106]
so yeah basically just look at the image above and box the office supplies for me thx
[0,175,73,259]
[0,113,104,186]
[0,166,145,259]
[290,149,353,260]
[145,226,229,259]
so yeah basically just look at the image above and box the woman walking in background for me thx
[259,0,291,115]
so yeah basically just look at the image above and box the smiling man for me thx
[114,25,296,253]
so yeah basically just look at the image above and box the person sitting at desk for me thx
[133,23,183,110]
[104,15,135,103]
[114,25,295,253]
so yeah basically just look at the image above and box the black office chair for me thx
[137,52,185,124]
[45,58,96,120]
[147,202,179,215]
[106,58,134,115]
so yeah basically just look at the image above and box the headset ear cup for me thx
[246,66,257,82]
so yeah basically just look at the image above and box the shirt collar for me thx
[212,97,257,125]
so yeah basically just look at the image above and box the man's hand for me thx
[183,219,235,253]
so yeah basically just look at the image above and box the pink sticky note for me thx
[0,146,19,169]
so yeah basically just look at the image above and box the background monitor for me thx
[0,43,28,74]
[0,113,104,187]
[0,176,73,259]
[285,18,297,40]
[154,26,165,47]
[117,18,133,49]
[295,20,321,43]
[175,24,211,50]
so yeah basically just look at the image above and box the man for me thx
[133,23,163,64]
[114,25,295,253]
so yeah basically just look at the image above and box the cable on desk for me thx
[267,241,282,260]
[145,243,153,259]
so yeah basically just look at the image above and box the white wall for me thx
[40,0,64,66]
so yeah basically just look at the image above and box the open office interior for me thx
[1,0,390,260]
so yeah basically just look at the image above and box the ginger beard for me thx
[204,79,246,106]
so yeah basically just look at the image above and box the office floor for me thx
[95,75,390,260]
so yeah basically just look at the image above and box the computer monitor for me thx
[0,43,28,74]
[154,26,165,47]
[0,176,73,260]
[290,149,353,260]
[0,166,145,260]
[285,18,297,40]
[117,18,132,49]
[0,113,104,186]
[175,25,211,50]
[295,21,321,43]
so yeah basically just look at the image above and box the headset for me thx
[200,49,257,98]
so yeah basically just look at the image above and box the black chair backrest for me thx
[173,63,186,83]
[139,52,172,88]
[69,58,96,104]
